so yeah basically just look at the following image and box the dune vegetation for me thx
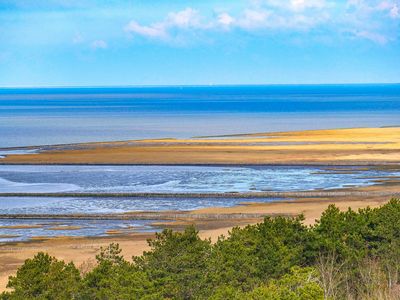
[2,199,400,299]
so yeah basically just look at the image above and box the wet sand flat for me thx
[1,127,400,165]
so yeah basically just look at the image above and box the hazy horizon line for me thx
[0,82,399,89]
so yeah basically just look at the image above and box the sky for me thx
[0,0,399,86]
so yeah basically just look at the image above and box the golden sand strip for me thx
[1,127,400,165]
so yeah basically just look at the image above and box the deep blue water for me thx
[0,84,399,147]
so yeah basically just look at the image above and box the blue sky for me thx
[0,0,399,86]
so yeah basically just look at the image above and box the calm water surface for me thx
[1,84,399,147]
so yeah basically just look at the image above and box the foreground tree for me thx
[134,226,212,299]
[81,243,158,299]
[1,252,81,300]
[245,267,324,300]
[207,215,312,293]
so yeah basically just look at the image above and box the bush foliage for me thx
[2,199,400,299]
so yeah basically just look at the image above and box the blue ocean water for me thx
[0,84,399,147]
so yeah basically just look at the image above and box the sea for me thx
[0,84,399,148]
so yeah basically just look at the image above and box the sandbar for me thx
[1,127,399,165]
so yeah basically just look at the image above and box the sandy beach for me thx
[1,127,400,165]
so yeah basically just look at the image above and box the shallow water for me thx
[0,219,158,242]
[0,165,398,194]
[0,164,398,241]
[0,196,280,214]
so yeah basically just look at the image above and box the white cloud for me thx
[341,0,400,43]
[390,4,399,18]
[91,40,107,49]
[377,1,393,10]
[124,21,166,38]
[217,13,235,26]
[290,0,329,11]
[356,30,388,44]
[234,6,329,31]
[125,8,203,40]
[123,2,398,45]
[263,0,330,11]
[167,8,201,28]
[216,0,332,32]
[375,1,399,18]
[239,9,270,29]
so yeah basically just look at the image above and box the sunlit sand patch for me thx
[0,224,43,229]
[37,222,64,226]
[105,224,148,235]
[105,230,122,235]
[0,234,21,239]
[45,225,83,231]
[29,235,80,241]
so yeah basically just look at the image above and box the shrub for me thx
[1,252,80,300]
